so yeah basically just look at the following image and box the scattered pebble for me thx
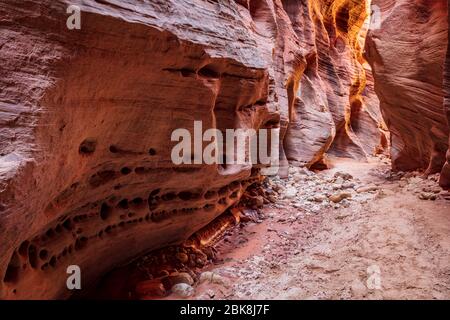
[171,283,195,298]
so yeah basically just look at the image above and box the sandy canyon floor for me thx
[187,158,450,300]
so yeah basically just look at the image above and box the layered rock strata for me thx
[0,0,392,299]
[365,0,450,186]
[440,0,450,188]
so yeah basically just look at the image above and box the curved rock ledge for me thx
[1,0,448,299]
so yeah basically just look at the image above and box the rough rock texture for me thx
[441,0,450,188]
[0,0,281,299]
[1,0,386,299]
[282,0,388,168]
[365,0,450,184]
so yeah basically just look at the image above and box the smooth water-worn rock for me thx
[1,0,449,300]
[1,0,376,299]
[441,0,450,188]
[365,0,450,187]
[283,0,388,167]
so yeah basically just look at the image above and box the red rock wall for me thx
[365,0,449,182]
[283,0,388,168]
[440,0,450,188]
[0,0,386,299]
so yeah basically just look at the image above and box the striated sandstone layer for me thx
[283,0,388,168]
[0,0,384,299]
[0,0,278,299]
[365,0,450,184]
[441,0,450,188]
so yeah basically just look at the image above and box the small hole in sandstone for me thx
[132,197,143,206]
[79,138,97,155]
[118,199,129,209]
[162,192,176,201]
[204,190,216,200]
[230,181,241,189]
[100,203,111,220]
[148,148,157,156]
[46,229,55,238]
[255,99,266,106]
[180,68,195,77]
[4,252,20,283]
[178,191,192,201]
[218,186,229,196]
[105,226,112,234]
[55,225,63,233]
[28,245,38,269]
[75,237,88,250]
[18,241,29,257]
[149,189,160,197]
[63,219,73,231]
[39,249,48,260]
[121,167,132,175]
[109,145,119,153]
[198,64,220,78]
[49,256,57,268]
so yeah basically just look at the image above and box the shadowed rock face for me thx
[365,0,450,183]
[0,0,280,299]
[1,0,447,299]
[441,0,450,188]
[283,0,388,168]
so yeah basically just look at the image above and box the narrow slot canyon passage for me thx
[1,0,450,301]
[91,156,450,300]
[86,2,450,300]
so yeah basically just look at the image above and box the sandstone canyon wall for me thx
[282,0,388,168]
[1,0,448,300]
[0,0,383,299]
[365,0,450,186]
[441,0,450,188]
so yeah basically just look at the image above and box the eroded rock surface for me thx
[365,0,450,184]
[0,0,379,299]
[441,0,450,188]
[1,0,448,300]
[282,0,388,168]
[0,0,280,299]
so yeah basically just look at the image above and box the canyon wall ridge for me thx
[0,0,448,299]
